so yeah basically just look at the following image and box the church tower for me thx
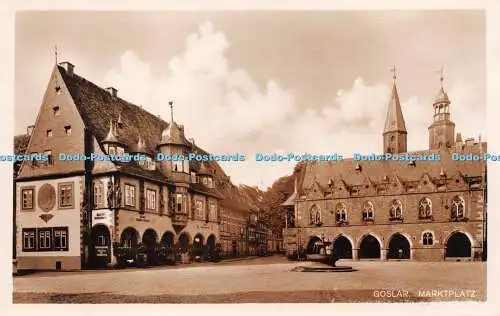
[428,70,455,150]
[383,67,407,154]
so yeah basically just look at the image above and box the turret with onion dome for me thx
[428,68,456,150]
[102,120,125,156]
[157,101,190,181]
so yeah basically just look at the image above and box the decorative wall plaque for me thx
[39,213,54,223]
[38,183,56,212]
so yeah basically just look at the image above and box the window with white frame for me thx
[22,229,36,251]
[146,189,156,210]
[94,182,104,207]
[195,200,204,219]
[209,202,216,221]
[54,228,68,251]
[58,183,73,208]
[125,184,136,207]
[38,229,52,250]
[21,188,34,210]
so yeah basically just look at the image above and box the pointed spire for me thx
[384,66,407,133]
[169,100,174,123]
[103,120,119,143]
[434,66,450,104]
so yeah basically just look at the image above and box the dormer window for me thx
[53,106,60,116]
[46,129,53,137]
[207,177,213,188]
[64,125,72,135]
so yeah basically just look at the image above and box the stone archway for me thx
[387,233,411,259]
[142,229,158,265]
[445,232,472,258]
[359,234,381,259]
[332,235,353,259]
[161,231,175,248]
[178,232,191,253]
[120,227,139,249]
[90,224,111,268]
[306,236,323,254]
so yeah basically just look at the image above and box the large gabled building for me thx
[13,60,250,270]
[283,74,487,262]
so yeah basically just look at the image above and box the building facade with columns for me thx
[283,74,487,262]
[13,61,246,270]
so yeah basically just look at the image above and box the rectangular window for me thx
[54,227,69,251]
[94,183,104,207]
[196,200,203,218]
[209,202,216,221]
[21,187,34,210]
[46,129,53,137]
[22,228,36,251]
[58,183,74,208]
[44,150,53,166]
[176,194,183,213]
[64,125,72,135]
[125,184,136,207]
[38,228,52,250]
[146,189,156,210]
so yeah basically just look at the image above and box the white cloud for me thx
[103,21,485,189]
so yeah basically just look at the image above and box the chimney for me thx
[106,87,118,97]
[27,125,35,136]
[58,61,74,76]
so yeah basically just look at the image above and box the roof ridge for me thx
[57,65,168,127]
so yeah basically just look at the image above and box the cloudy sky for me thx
[15,11,486,188]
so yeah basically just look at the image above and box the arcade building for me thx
[282,72,487,262]
[14,61,233,270]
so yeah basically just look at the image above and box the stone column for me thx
[352,248,359,260]
[381,248,387,260]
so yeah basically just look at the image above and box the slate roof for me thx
[383,82,407,133]
[59,65,169,155]
[57,65,231,198]
[299,146,486,195]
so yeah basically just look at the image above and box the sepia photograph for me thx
[11,9,488,304]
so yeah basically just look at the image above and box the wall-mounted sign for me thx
[94,246,109,257]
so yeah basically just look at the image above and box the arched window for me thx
[422,232,434,246]
[310,205,322,225]
[389,200,403,219]
[362,201,374,222]
[451,196,465,219]
[419,197,432,219]
[335,203,347,223]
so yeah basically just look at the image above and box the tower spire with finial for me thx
[438,66,444,88]
[169,100,174,123]
[390,64,396,83]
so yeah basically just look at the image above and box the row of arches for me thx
[310,196,466,223]
[90,225,217,267]
[306,231,473,259]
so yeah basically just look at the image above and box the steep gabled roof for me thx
[58,65,169,154]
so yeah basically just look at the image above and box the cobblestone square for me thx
[13,257,486,303]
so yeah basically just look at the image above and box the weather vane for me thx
[390,65,396,82]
